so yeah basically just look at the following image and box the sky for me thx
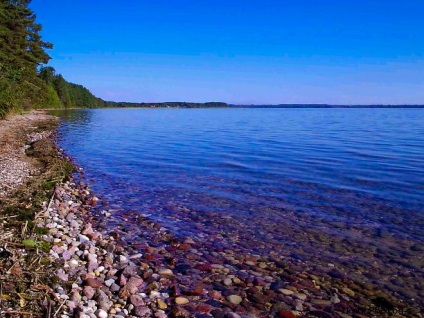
[30,0,424,104]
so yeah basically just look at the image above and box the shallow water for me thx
[52,108,424,301]
[53,108,424,234]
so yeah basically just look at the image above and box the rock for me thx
[83,286,95,299]
[278,289,294,296]
[127,277,143,294]
[159,269,174,276]
[95,289,111,310]
[69,259,79,268]
[342,287,355,297]
[171,307,191,317]
[79,234,90,243]
[130,294,145,307]
[87,253,97,263]
[223,278,232,286]
[194,263,213,272]
[157,298,168,309]
[119,255,128,264]
[84,278,102,288]
[278,312,297,318]
[227,294,242,305]
[311,299,332,306]
[133,306,152,317]
[331,294,340,304]
[110,283,120,292]
[118,287,131,299]
[294,293,307,300]
[57,269,69,281]
[175,297,189,305]
[249,292,269,304]
[95,309,107,318]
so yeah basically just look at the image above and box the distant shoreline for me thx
[47,103,424,111]
[230,104,424,108]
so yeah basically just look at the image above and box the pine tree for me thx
[0,0,53,117]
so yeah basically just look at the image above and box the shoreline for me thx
[0,111,421,317]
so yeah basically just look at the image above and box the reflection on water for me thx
[53,108,424,302]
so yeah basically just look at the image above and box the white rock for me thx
[119,255,128,264]
[79,234,90,243]
[95,309,107,318]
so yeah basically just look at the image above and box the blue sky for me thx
[31,0,424,104]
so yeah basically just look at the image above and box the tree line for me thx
[0,0,105,118]
[105,101,228,108]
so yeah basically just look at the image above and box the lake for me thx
[52,108,424,308]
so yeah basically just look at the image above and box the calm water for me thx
[53,108,424,241]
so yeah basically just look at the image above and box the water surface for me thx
[53,108,424,301]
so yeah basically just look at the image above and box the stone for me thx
[57,269,69,282]
[311,299,332,306]
[294,293,307,300]
[130,294,145,307]
[227,294,242,305]
[95,309,107,318]
[331,294,340,304]
[159,269,174,276]
[278,311,297,318]
[133,306,152,317]
[84,278,102,288]
[278,289,294,296]
[127,277,143,294]
[171,307,191,317]
[175,297,189,305]
[342,287,355,297]
[83,286,95,299]
[95,289,111,310]
[119,255,128,264]
[157,298,168,309]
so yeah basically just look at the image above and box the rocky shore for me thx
[0,111,421,317]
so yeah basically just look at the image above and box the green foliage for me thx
[0,1,104,118]
[22,239,37,247]
[0,0,52,117]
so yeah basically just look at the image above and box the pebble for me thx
[95,309,107,318]
[294,293,307,300]
[157,298,168,309]
[175,297,190,305]
[158,269,173,276]
[227,295,242,305]
[279,289,294,296]
[223,278,232,286]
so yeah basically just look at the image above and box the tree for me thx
[0,0,53,117]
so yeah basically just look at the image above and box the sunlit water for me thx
[52,108,424,284]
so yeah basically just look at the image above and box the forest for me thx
[0,0,107,118]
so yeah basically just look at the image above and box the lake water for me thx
[53,108,424,304]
